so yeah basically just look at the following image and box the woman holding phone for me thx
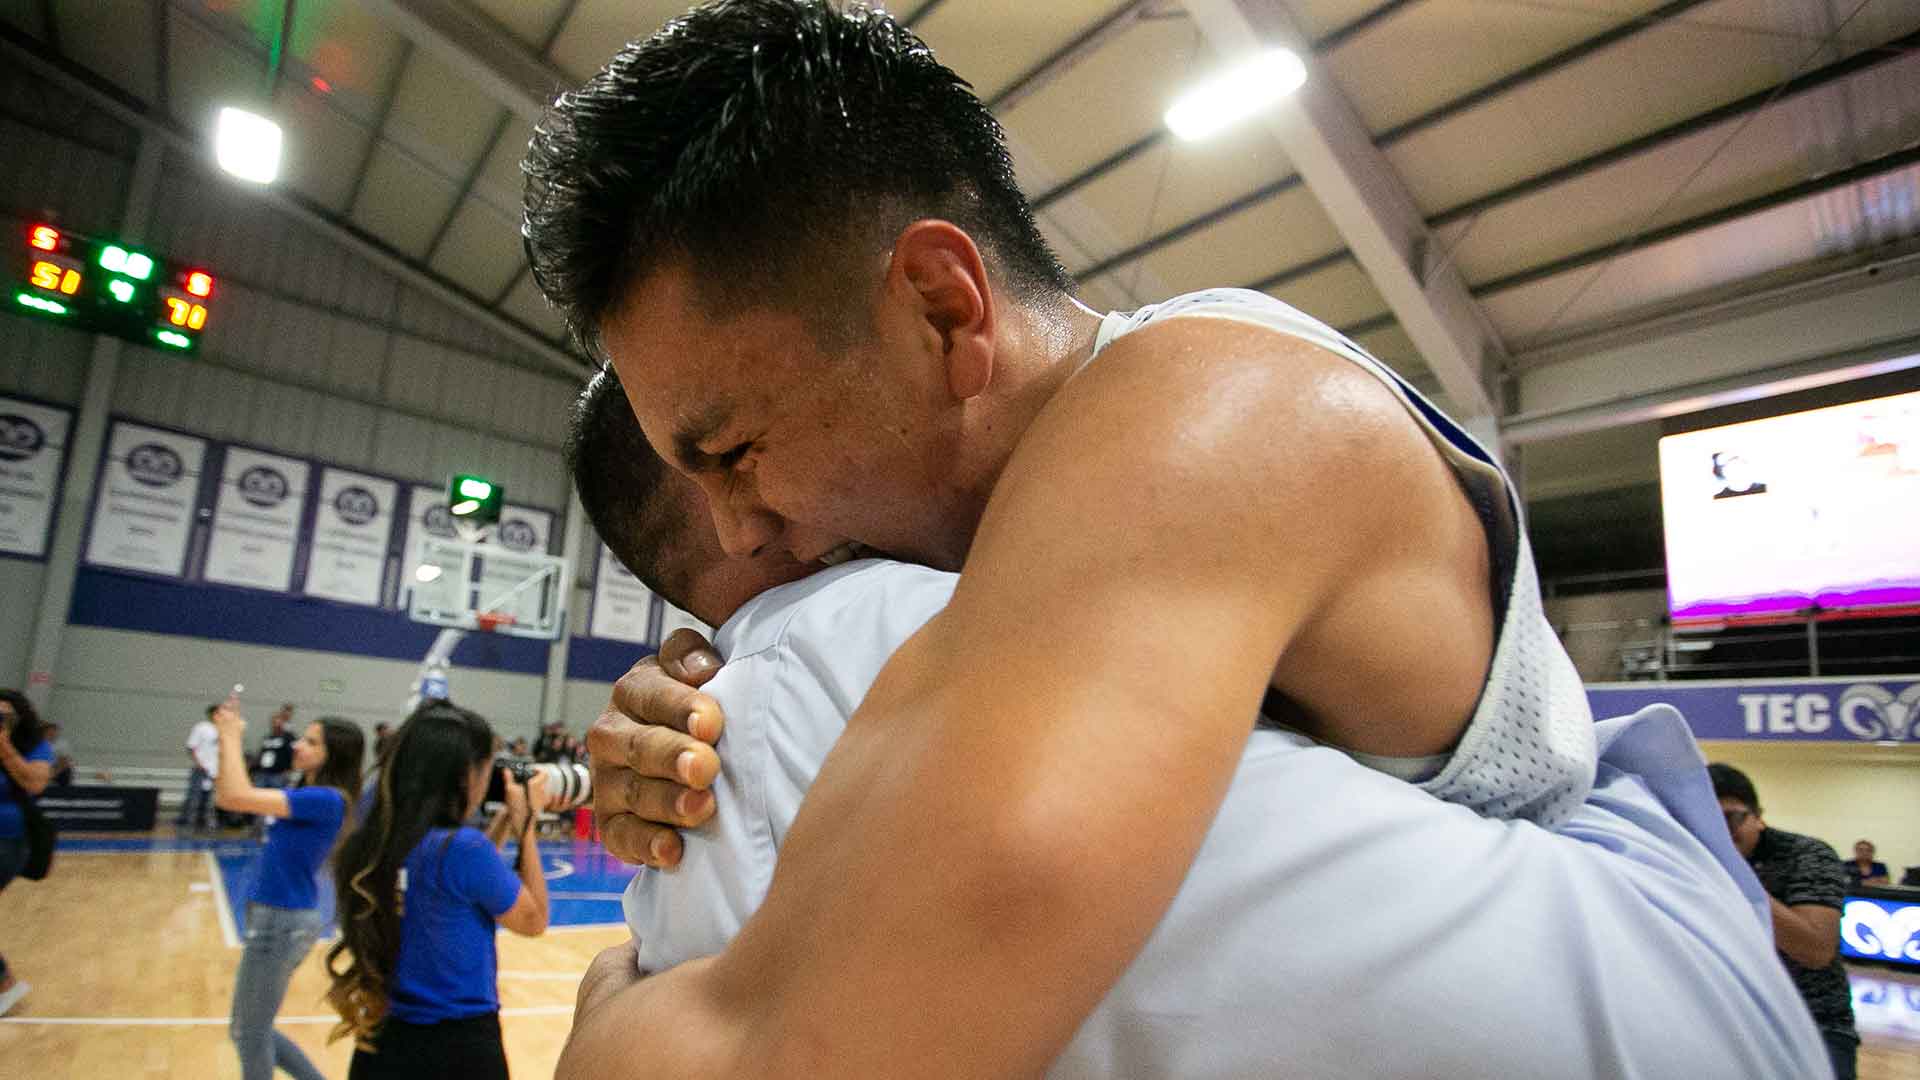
[212,696,366,1080]
[325,699,549,1079]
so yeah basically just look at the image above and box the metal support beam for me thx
[1181,0,1505,422]
[1505,251,1920,442]
[355,0,565,122]
[541,491,588,728]
[985,1,1159,114]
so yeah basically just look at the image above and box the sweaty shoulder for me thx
[967,304,1497,756]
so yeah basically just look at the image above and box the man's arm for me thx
[564,319,1456,1077]
[1770,897,1840,968]
[211,704,291,817]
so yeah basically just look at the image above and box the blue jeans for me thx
[177,766,214,829]
[230,902,327,1080]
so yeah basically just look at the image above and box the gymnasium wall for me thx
[0,65,654,761]
[1698,741,1920,885]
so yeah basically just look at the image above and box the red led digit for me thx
[186,271,213,297]
[30,225,60,251]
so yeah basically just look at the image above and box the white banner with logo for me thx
[303,467,398,606]
[203,447,310,592]
[0,396,72,558]
[588,544,657,644]
[85,421,207,577]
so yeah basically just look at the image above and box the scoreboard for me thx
[8,223,216,353]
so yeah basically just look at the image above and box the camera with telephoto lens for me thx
[494,760,593,814]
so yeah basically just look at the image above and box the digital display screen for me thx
[8,223,215,353]
[1659,389,1920,621]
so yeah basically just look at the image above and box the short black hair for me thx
[1707,762,1760,812]
[206,704,219,719]
[564,366,701,613]
[521,0,1071,358]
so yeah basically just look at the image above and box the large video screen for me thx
[1659,389,1920,622]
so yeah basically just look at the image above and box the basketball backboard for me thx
[407,535,569,641]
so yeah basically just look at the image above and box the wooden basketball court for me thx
[0,830,623,1078]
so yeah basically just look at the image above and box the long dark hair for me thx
[1,689,46,757]
[301,717,366,823]
[325,700,493,1047]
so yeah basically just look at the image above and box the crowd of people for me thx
[0,686,578,1078]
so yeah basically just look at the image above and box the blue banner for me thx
[1587,677,1920,743]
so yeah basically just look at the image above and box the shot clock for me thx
[10,222,217,353]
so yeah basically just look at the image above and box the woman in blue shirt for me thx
[325,700,550,1079]
[213,697,366,1080]
[0,689,54,1017]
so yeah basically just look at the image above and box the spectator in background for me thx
[0,689,54,1016]
[507,737,529,759]
[214,697,366,1080]
[325,701,551,1079]
[1847,840,1890,887]
[253,706,297,790]
[177,705,221,833]
[45,722,74,788]
[373,723,394,764]
[1712,763,1859,1079]
[532,721,564,764]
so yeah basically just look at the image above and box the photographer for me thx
[0,689,53,1017]
[213,697,365,1080]
[326,700,550,1079]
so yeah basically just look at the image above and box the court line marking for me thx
[0,1005,577,1027]
[205,849,240,949]
[498,971,589,981]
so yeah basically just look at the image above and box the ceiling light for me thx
[214,107,283,184]
[1164,48,1308,142]
[415,564,444,583]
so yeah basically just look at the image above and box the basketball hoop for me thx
[474,610,517,634]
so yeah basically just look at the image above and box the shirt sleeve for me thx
[284,786,344,826]
[27,740,55,765]
[446,827,524,918]
[1781,836,1847,910]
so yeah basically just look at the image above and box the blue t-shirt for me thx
[0,739,54,839]
[389,826,522,1024]
[250,786,348,910]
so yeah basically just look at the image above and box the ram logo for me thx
[334,486,380,526]
[237,465,290,507]
[126,443,184,487]
[0,414,45,462]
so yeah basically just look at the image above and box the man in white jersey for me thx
[522,3,1811,1073]
[560,368,1827,1078]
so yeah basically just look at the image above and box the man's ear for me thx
[890,220,994,401]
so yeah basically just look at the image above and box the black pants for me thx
[349,1011,507,1080]
[1823,1029,1858,1080]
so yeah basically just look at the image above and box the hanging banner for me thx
[84,421,206,577]
[203,446,310,592]
[302,467,398,606]
[1587,677,1920,743]
[589,544,657,644]
[0,396,72,558]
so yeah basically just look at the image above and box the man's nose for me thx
[707,482,784,559]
